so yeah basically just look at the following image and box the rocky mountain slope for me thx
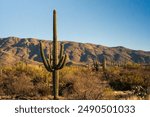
[0,37,150,66]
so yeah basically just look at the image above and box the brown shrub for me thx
[0,64,52,98]
[59,67,111,99]
[106,66,150,98]
[12,73,34,97]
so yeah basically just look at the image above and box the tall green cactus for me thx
[92,58,100,71]
[92,57,106,72]
[40,10,67,100]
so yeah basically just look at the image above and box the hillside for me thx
[0,37,150,66]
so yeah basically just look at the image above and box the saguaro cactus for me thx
[92,57,106,72]
[40,10,67,99]
[92,59,100,71]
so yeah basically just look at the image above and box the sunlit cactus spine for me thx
[40,9,67,100]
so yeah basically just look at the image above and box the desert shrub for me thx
[12,73,34,97]
[0,72,4,95]
[59,66,111,99]
[14,63,51,80]
[0,64,52,97]
[1,71,34,97]
[132,85,147,98]
[34,82,51,96]
[1,73,15,95]
[106,66,150,92]
[1,63,149,100]
[31,73,51,96]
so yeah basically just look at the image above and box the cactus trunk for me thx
[53,10,59,99]
[53,70,59,99]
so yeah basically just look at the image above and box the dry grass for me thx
[0,63,150,100]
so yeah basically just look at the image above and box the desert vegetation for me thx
[0,62,150,100]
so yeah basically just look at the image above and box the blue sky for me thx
[0,0,150,51]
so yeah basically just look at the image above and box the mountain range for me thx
[0,37,150,66]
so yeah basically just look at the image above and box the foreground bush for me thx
[59,67,111,99]
[0,63,149,99]
[0,64,112,99]
[0,63,51,98]
[105,66,150,98]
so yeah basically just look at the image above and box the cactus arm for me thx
[40,41,53,72]
[56,44,65,69]
[49,54,52,67]
[48,43,52,62]
[56,56,64,69]
[59,44,64,59]
[46,44,54,72]
[46,58,54,72]
[57,54,67,69]
[48,43,53,67]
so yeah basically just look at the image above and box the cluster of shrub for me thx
[0,63,51,99]
[0,62,149,99]
[105,65,150,98]
[0,62,111,99]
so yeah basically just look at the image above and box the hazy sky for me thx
[0,0,150,51]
